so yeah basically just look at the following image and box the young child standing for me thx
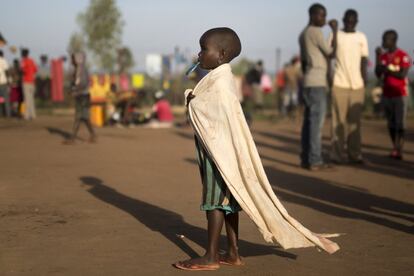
[174,27,339,271]
[64,52,96,144]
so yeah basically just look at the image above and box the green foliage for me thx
[67,32,85,54]
[78,0,123,72]
[117,47,134,73]
[231,57,254,76]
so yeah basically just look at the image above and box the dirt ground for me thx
[0,115,413,276]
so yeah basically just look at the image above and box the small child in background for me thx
[63,52,96,144]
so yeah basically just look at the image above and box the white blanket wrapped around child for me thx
[185,64,339,254]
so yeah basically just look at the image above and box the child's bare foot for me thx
[173,256,220,271]
[88,136,97,143]
[219,252,244,266]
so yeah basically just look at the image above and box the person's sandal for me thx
[395,150,403,160]
[389,149,398,159]
[308,163,335,171]
[173,262,219,271]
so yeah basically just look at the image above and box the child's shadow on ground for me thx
[80,176,296,260]
[46,127,72,140]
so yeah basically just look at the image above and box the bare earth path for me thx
[0,116,413,275]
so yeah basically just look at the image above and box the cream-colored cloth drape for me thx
[185,63,339,254]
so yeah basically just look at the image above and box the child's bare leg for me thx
[83,119,97,142]
[72,119,81,139]
[64,118,81,143]
[222,212,244,265]
[205,209,225,261]
[174,210,224,269]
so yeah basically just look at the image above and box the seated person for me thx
[144,91,174,128]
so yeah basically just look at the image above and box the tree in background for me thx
[232,58,254,76]
[77,0,123,72]
[67,32,85,54]
[117,47,134,73]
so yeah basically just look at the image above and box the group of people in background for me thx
[0,48,38,120]
[298,3,411,170]
[64,51,174,145]
[0,3,412,157]
[237,2,412,170]
[0,44,175,144]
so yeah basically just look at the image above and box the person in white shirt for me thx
[330,9,369,164]
[0,50,10,117]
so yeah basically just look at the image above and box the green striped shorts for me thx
[194,137,241,215]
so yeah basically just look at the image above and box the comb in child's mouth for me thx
[186,62,200,76]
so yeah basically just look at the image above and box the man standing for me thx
[246,60,264,109]
[0,50,10,117]
[243,60,264,124]
[282,56,302,117]
[299,3,338,170]
[375,30,411,160]
[21,48,37,120]
[330,9,368,164]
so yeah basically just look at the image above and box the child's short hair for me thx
[383,29,398,42]
[40,55,48,62]
[201,27,242,61]
[344,9,358,19]
[21,48,29,57]
[309,3,326,16]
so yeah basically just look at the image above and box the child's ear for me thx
[219,49,226,62]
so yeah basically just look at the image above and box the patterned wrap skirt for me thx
[194,136,241,215]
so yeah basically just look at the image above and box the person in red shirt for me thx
[375,30,412,159]
[142,91,174,128]
[153,91,174,123]
[21,48,38,120]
